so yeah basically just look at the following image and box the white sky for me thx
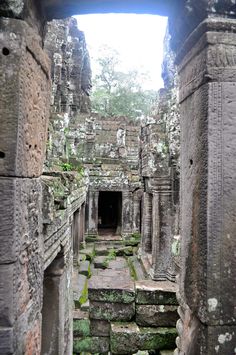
[75,14,168,90]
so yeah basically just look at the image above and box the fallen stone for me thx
[79,246,95,261]
[110,322,177,354]
[73,336,109,354]
[89,301,135,321]
[135,281,177,305]
[94,256,107,269]
[136,305,178,327]
[90,319,110,337]
[78,260,91,277]
[89,275,135,303]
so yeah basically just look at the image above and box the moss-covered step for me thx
[136,305,178,327]
[73,336,109,354]
[88,274,135,303]
[73,318,90,337]
[78,260,91,278]
[110,322,177,354]
[122,233,141,246]
[135,281,178,305]
[73,274,88,309]
[89,300,135,321]
[160,350,175,355]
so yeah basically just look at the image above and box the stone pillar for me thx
[173,13,236,355]
[41,254,65,355]
[122,191,133,235]
[140,192,152,253]
[87,190,99,235]
[150,191,175,281]
[132,190,142,233]
[80,203,86,244]
[72,209,80,265]
[0,17,50,354]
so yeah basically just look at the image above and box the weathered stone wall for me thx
[44,17,92,170]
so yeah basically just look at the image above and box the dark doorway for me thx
[98,191,122,234]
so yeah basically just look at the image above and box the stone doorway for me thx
[98,191,122,234]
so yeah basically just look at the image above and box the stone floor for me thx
[73,233,177,354]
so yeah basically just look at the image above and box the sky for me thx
[75,14,168,90]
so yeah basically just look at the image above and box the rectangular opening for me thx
[98,191,122,234]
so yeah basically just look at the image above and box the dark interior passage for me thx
[98,191,122,232]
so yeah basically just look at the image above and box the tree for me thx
[91,45,158,119]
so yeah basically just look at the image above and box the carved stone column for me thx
[132,190,142,233]
[140,192,152,253]
[122,190,133,235]
[87,190,99,235]
[172,10,236,354]
[150,190,175,281]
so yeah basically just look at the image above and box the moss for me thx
[79,279,88,305]
[73,319,90,337]
[102,249,116,268]
[127,257,138,281]
[73,337,109,353]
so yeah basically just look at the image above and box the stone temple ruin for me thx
[0,1,236,355]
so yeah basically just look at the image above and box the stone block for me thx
[78,260,91,277]
[73,336,109,354]
[0,178,42,264]
[136,305,178,327]
[0,19,50,177]
[135,281,177,305]
[89,275,135,303]
[73,318,90,337]
[0,327,13,354]
[73,274,88,308]
[110,322,177,354]
[89,301,135,321]
[90,319,110,337]
[93,256,107,269]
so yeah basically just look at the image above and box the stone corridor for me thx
[73,233,178,354]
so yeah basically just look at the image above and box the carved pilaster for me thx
[175,17,236,355]
[140,192,152,253]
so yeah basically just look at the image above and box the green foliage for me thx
[102,248,117,268]
[60,162,74,171]
[91,45,158,119]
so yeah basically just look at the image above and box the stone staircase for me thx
[73,234,177,354]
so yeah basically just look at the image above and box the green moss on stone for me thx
[73,319,90,337]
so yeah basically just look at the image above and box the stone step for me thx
[110,322,177,354]
[135,280,178,305]
[136,305,178,327]
[88,274,135,303]
[90,300,135,322]
[73,336,109,354]
[78,260,91,278]
[73,273,88,309]
[160,350,175,355]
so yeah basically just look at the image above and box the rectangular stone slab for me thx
[90,319,110,337]
[73,336,109,354]
[89,300,135,321]
[110,322,177,354]
[89,275,135,303]
[135,280,177,305]
[136,305,178,327]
